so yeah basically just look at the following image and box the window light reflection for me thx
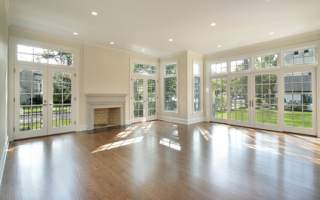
[159,138,181,151]
[92,136,144,153]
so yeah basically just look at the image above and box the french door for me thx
[132,78,157,122]
[15,65,76,139]
[211,67,317,136]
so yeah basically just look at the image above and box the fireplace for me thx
[94,107,121,128]
[86,93,127,130]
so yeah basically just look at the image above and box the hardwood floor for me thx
[1,121,320,200]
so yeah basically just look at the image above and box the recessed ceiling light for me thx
[269,31,275,35]
[91,11,98,16]
[210,22,217,27]
[168,38,173,42]
[217,44,222,48]
[109,41,115,45]
[73,32,79,36]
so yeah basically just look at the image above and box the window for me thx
[255,54,278,69]
[164,64,177,111]
[211,62,227,74]
[193,63,201,112]
[133,64,156,75]
[17,44,73,66]
[284,48,316,65]
[230,59,250,72]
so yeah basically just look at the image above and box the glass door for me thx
[147,79,157,120]
[211,77,228,121]
[282,69,316,135]
[14,66,76,139]
[132,78,157,122]
[229,75,250,125]
[15,66,48,139]
[253,73,279,129]
[48,69,75,134]
[133,79,145,122]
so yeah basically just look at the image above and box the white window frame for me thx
[163,62,178,113]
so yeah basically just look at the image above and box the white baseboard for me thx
[159,115,206,125]
[0,135,9,186]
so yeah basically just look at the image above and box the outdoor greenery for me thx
[215,110,312,128]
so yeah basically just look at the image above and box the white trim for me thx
[0,135,8,185]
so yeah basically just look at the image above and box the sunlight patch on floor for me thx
[92,136,144,153]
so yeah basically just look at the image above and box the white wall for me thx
[0,0,9,183]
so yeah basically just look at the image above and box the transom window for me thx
[255,54,279,69]
[133,64,156,75]
[164,64,177,111]
[211,62,227,74]
[17,44,73,66]
[284,48,316,65]
[230,59,250,72]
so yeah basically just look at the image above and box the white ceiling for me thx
[8,0,320,57]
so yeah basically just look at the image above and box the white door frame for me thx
[10,38,79,140]
[130,60,159,123]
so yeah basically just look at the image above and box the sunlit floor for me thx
[1,121,320,200]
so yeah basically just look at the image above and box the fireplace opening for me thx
[94,107,121,129]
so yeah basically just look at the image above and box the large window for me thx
[164,64,177,111]
[193,63,201,112]
[17,44,73,66]
[284,48,316,65]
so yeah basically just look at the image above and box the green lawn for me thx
[215,110,312,128]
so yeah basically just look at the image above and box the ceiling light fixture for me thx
[109,41,115,45]
[210,22,217,27]
[168,38,173,42]
[73,32,79,36]
[91,11,98,16]
[217,44,222,48]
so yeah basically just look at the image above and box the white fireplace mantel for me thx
[86,93,127,130]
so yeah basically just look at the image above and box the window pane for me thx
[194,76,201,112]
[211,62,227,74]
[134,64,156,75]
[284,72,312,128]
[284,48,316,65]
[193,63,200,76]
[165,64,177,76]
[164,77,177,111]
[16,44,73,66]
[212,78,227,120]
[255,54,278,69]
[230,59,250,72]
